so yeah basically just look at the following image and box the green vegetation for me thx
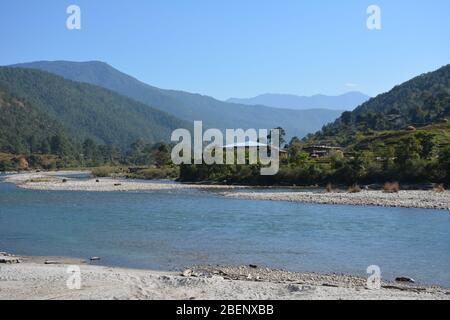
[1,133,177,180]
[179,126,450,185]
[179,65,450,186]
[91,166,126,178]
[0,88,76,156]
[308,64,450,146]
[91,165,178,180]
[0,67,188,174]
[1,63,449,186]
[0,67,189,149]
[126,167,179,180]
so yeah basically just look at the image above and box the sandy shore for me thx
[0,254,448,300]
[222,190,450,211]
[4,171,245,192]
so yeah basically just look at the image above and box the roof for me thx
[222,141,269,149]
[303,145,342,150]
[221,141,287,153]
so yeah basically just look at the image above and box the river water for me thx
[0,174,449,288]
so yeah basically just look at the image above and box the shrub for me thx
[383,182,400,193]
[28,178,53,183]
[91,166,124,178]
[434,184,445,193]
[348,184,361,193]
[136,167,179,180]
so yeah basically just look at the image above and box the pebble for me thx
[182,269,193,277]
[223,190,450,211]
[287,284,302,292]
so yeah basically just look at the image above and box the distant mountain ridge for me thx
[227,92,370,111]
[0,67,189,150]
[10,61,344,139]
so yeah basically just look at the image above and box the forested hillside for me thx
[0,88,76,155]
[0,67,189,149]
[12,61,343,138]
[181,65,450,185]
[310,64,450,146]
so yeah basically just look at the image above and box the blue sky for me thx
[1,0,449,100]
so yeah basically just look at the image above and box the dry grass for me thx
[28,178,54,183]
[130,167,179,180]
[348,184,361,193]
[383,182,400,193]
[91,166,125,178]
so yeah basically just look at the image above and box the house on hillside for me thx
[221,141,288,160]
[302,145,342,158]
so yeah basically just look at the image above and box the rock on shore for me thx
[0,253,22,264]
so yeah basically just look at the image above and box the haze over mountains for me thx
[227,92,370,111]
[11,61,344,139]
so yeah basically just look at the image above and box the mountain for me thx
[0,67,189,149]
[227,92,370,111]
[308,64,450,146]
[10,61,343,139]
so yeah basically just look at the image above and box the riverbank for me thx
[4,171,246,192]
[4,171,450,210]
[0,254,448,300]
[222,190,450,211]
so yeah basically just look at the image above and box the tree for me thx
[50,134,71,156]
[131,139,146,154]
[341,111,353,126]
[438,146,450,181]
[39,140,51,154]
[268,127,286,146]
[82,138,97,162]
[287,137,304,163]
[395,136,423,165]
[153,143,171,167]
[410,106,426,124]
[416,132,436,159]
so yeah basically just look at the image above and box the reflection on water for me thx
[0,179,449,288]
